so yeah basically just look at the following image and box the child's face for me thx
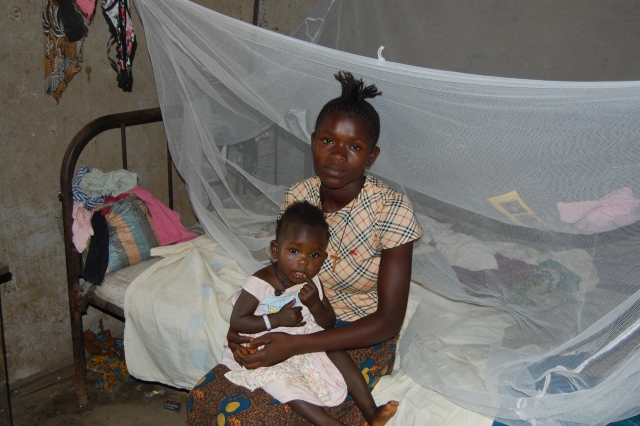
[311,111,380,190]
[271,224,328,285]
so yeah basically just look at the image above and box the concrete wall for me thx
[0,0,314,385]
[0,0,638,386]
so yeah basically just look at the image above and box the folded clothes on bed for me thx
[453,254,581,306]
[72,166,105,209]
[557,187,640,233]
[453,253,532,293]
[80,168,138,198]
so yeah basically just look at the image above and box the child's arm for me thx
[299,276,336,330]
[230,290,306,334]
[229,290,263,334]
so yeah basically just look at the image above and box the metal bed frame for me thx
[59,108,168,407]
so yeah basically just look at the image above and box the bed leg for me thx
[70,309,89,408]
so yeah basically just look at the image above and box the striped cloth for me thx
[280,175,423,322]
[105,195,159,273]
[72,166,105,209]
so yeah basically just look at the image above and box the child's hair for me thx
[315,71,383,144]
[276,201,330,244]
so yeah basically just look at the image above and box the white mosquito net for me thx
[135,0,640,424]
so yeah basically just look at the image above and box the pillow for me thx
[105,195,159,273]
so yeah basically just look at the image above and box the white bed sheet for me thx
[121,235,494,425]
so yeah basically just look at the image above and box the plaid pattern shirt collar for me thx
[282,175,423,321]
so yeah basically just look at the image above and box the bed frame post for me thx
[167,145,173,210]
[252,0,259,26]
[59,191,90,407]
[121,123,128,170]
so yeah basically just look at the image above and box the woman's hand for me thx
[238,332,300,369]
[226,326,255,366]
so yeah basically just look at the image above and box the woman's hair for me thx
[276,201,329,245]
[315,71,383,144]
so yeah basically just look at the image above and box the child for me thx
[219,200,399,426]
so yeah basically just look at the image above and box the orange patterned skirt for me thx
[187,333,399,426]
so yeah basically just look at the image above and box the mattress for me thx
[93,257,163,309]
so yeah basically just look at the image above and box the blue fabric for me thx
[492,413,640,426]
[536,259,581,292]
[72,166,105,209]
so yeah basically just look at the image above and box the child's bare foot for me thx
[369,401,399,426]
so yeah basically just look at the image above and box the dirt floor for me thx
[10,365,188,425]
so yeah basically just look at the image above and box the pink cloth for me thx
[72,201,94,252]
[557,187,640,233]
[75,0,98,19]
[124,185,199,246]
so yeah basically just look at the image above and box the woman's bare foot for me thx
[369,401,399,426]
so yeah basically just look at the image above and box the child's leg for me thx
[287,399,343,426]
[326,350,398,426]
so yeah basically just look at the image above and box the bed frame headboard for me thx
[58,107,168,406]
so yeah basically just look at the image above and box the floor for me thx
[9,365,188,425]
[9,365,640,426]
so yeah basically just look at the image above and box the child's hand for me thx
[271,300,305,328]
[299,275,335,330]
[236,346,257,356]
[299,276,322,310]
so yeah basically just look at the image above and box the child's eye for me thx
[322,138,333,145]
[310,253,319,258]
[289,248,298,254]
[349,144,361,151]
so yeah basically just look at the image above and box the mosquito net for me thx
[135,0,640,424]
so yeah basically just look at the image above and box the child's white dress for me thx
[220,275,348,406]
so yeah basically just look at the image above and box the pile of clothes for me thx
[84,320,129,391]
[71,166,198,284]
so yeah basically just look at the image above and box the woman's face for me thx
[311,111,380,191]
[271,224,328,285]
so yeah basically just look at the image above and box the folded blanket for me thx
[124,235,246,388]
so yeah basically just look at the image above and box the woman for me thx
[188,71,423,425]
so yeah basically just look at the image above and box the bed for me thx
[60,107,637,426]
[59,108,505,425]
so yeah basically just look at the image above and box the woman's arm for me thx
[239,241,414,368]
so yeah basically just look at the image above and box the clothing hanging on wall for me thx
[76,0,98,20]
[102,0,136,90]
[43,0,87,103]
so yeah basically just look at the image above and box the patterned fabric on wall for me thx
[43,0,86,103]
[102,0,136,90]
